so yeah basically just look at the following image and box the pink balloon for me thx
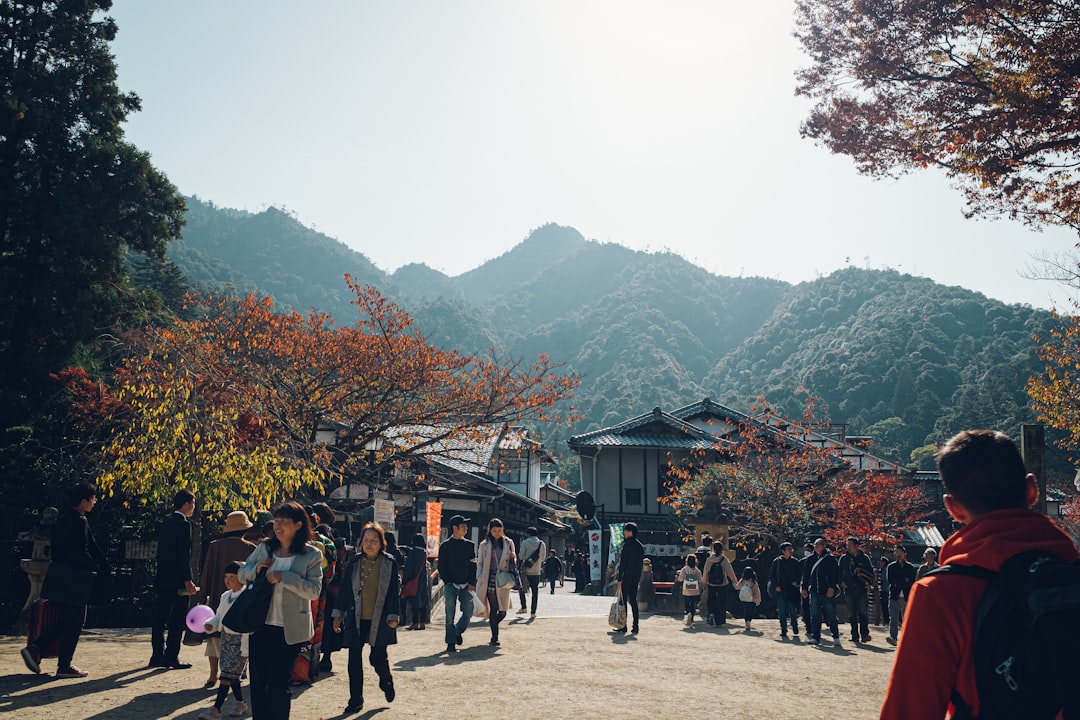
[186,604,215,633]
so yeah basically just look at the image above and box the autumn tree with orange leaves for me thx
[662,400,841,552]
[82,276,578,511]
[795,1,1080,232]
[823,473,927,551]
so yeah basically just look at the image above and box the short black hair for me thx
[68,482,97,507]
[173,489,195,510]
[224,561,242,575]
[526,526,538,536]
[938,430,1029,516]
[686,554,697,567]
[623,522,638,537]
[779,542,793,552]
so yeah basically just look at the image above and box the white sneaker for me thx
[516,608,527,614]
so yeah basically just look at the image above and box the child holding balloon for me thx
[198,562,250,719]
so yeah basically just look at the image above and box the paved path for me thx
[0,584,897,720]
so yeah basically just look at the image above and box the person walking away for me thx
[880,429,1080,719]
[701,541,737,626]
[543,550,562,595]
[839,536,874,643]
[438,515,476,653]
[734,566,762,631]
[885,546,916,646]
[401,533,430,631]
[614,523,645,634]
[198,562,250,720]
[803,538,841,646]
[197,511,257,688]
[237,501,323,720]
[675,554,703,627]
[475,518,516,646]
[915,547,939,580]
[516,527,545,616]
[21,482,108,679]
[332,523,399,714]
[151,489,199,669]
[768,542,802,639]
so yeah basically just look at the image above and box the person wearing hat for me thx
[197,511,257,688]
[437,515,476,653]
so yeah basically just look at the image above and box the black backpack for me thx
[708,559,726,585]
[929,550,1080,720]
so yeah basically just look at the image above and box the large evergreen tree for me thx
[0,0,185,424]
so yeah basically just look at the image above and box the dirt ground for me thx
[0,589,896,720]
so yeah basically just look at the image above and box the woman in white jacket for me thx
[474,518,516,647]
[238,502,323,720]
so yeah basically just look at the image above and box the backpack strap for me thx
[925,564,996,582]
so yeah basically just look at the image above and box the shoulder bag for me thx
[222,573,274,634]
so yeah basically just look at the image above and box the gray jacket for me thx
[238,542,323,645]
[519,536,546,576]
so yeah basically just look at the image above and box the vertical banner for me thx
[608,523,625,570]
[425,501,442,558]
[588,527,603,582]
[374,499,396,535]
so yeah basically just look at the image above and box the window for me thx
[625,488,642,507]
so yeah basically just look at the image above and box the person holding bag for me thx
[22,482,108,679]
[474,518,516,647]
[237,501,323,720]
[332,523,400,714]
[401,533,430,630]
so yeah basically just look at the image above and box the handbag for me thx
[401,573,420,598]
[40,562,96,606]
[223,573,274,634]
[608,589,627,629]
[182,628,205,646]
[496,570,517,589]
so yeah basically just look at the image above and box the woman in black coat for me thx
[332,523,400,715]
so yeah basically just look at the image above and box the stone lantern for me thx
[14,507,58,634]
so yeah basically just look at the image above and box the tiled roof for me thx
[574,433,718,450]
[899,522,947,548]
[569,406,726,449]
[670,397,751,424]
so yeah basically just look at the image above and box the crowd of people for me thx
[17,429,1080,719]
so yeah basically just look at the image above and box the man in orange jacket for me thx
[879,430,1079,719]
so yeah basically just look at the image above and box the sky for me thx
[107,1,1079,309]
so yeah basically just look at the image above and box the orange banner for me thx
[425,501,442,558]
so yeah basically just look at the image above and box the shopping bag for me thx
[608,589,627,629]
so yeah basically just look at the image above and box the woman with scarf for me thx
[474,518,516,647]
[332,522,400,715]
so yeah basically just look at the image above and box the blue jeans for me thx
[443,583,473,645]
[808,592,839,640]
[776,593,800,634]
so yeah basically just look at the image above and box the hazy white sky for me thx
[108,1,1078,309]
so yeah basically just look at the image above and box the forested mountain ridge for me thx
[166,198,1059,468]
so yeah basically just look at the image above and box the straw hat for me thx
[223,511,254,533]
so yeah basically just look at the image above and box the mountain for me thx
[164,200,1060,469]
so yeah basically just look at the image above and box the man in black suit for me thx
[150,489,198,669]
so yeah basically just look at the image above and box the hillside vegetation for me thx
[167,198,1057,468]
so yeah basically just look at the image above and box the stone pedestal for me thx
[12,507,57,635]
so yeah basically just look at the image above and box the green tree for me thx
[795,1,1080,231]
[0,0,185,426]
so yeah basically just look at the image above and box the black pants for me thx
[707,585,727,624]
[151,588,187,662]
[347,620,392,708]
[249,624,303,720]
[486,590,507,640]
[620,575,640,630]
[34,602,85,668]
[879,592,891,624]
[846,587,870,639]
[518,574,540,612]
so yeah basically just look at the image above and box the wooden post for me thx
[1021,424,1046,515]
